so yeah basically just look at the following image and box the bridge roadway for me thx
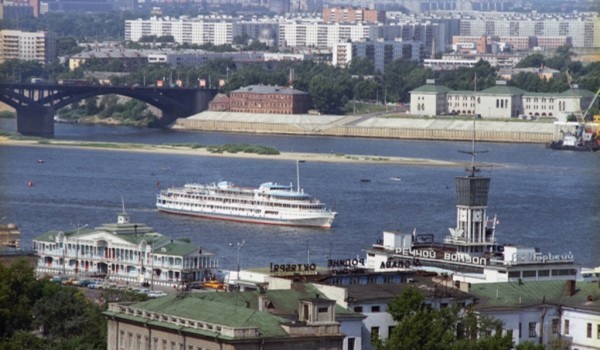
[0,83,218,136]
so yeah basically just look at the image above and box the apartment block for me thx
[333,39,424,72]
[0,29,56,65]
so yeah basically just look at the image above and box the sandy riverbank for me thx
[0,136,472,168]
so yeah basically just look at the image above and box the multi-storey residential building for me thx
[332,39,424,71]
[323,7,385,24]
[125,17,278,46]
[278,21,379,49]
[32,211,218,287]
[0,30,56,65]
[229,85,311,114]
[459,12,599,48]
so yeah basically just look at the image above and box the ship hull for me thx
[156,206,334,228]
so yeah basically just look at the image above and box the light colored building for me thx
[125,16,278,46]
[476,80,525,118]
[471,280,600,349]
[314,275,474,350]
[32,211,218,287]
[459,12,599,48]
[0,29,56,65]
[409,79,451,116]
[104,285,347,350]
[498,67,560,81]
[278,21,379,49]
[411,80,596,122]
[332,39,424,71]
[68,49,148,71]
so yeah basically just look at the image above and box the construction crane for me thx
[548,71,600,151]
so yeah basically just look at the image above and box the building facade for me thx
[229,85,311,114]
[32,212,218,287]
[125,17,278,46]
[104,286,346,350]
[472,280,600,348]
[459,13,599,48]
[323,7,385,24]
[410,80,597,122]
[0,29,56,65]
[332,39,424,71]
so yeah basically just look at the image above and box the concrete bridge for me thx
[0,83,218,136]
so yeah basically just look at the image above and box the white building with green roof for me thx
[104,284,349,350]
[409,79,451,116]
[411,80,597,121]
[471,279,600,349]
[32,211,218,287]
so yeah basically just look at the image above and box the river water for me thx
[1,119,599,269]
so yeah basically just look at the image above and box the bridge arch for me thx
[0,83,217,136]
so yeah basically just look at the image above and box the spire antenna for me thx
[458,72,487,176]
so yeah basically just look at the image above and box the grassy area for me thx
[206,143,280,155]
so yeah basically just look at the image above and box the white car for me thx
[146,290,167,298]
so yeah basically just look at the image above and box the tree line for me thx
[1,44,598,119]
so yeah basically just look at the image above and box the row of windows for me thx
[524,105,554,110]
[119,331,214,350]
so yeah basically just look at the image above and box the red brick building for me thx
[323,7,385,24]
[229,85,311,114]
[208,93,230,111]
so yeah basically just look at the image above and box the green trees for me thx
[375,287,514,350]
[0,259,107,349]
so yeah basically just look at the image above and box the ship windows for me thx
[522,270,536,278]
[538,270,549,277]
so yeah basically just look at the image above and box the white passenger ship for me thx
[156,178,336,228]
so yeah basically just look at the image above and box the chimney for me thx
[565,280,576,297]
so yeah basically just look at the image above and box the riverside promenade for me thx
[173,111,560,143]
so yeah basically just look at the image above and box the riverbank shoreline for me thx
[174,112,558,144]
[0,137,474,168]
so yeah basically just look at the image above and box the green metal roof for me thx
[448,90,474,95]
[411,84,452,94]
[478,85,526,96]
[522,92,559,97]
[129,294,290,338]
[561,88,596,98]
[470,280,600,312]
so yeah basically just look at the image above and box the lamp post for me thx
[229,241,245,288]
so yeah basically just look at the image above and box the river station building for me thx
[32,211,218,287]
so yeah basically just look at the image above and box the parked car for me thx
[146,290,167,298]
[87,282,100,289]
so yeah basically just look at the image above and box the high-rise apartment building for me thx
[459,13,599,48]
[333,39,424,71]
[0,30,57,65]
[125,17,278,46]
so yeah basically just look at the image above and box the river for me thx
[1,118,599,269]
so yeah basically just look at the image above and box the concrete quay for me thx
[173,111,558,143]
